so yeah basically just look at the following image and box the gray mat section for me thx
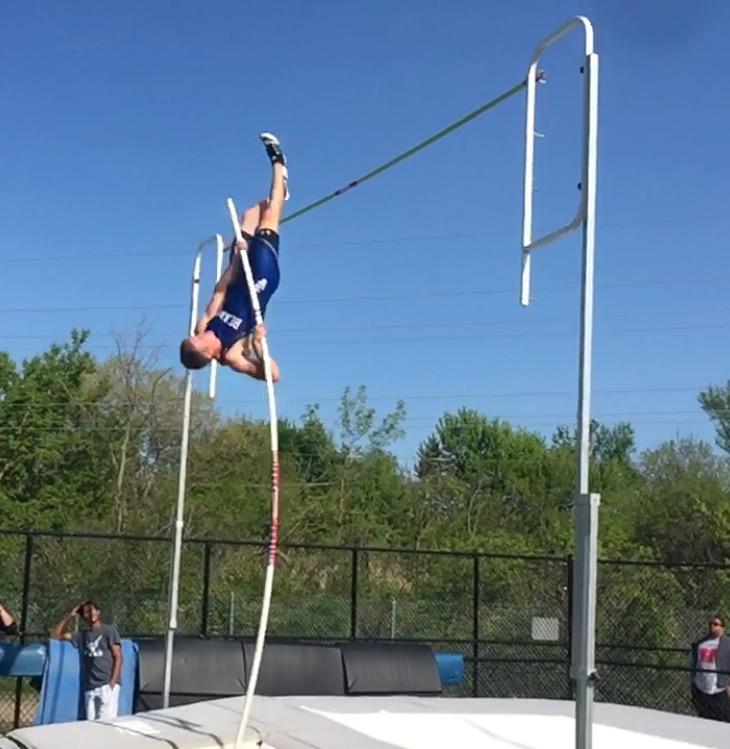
[7,696,730,749]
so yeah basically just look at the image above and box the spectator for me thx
[0,600,18,637]
[50,600,123,720]
[690,614,730,722]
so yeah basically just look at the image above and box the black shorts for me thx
[237,228,280,256]
[692,684,730,721]
[253,228,280,255]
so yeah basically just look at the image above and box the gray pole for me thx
[572,49,600,749]
[229,591,236,637]
[520,18,600,749]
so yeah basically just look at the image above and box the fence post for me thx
[566,553,575,699]
[350,547,359,639]
[200,542,212,637]
[472,553,480,697]
[13,533,34,729]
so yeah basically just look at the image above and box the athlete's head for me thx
[180,331,222,370]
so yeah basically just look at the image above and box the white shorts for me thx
[85,683,120,720]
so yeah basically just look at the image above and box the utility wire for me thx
[2,306,728,342]
[2,276,730,314]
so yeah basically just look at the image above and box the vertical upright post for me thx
[163,248,203,709]
[472,554,480,697]
[164,235,223,708]
[520,18,600,749]
[572,48,600,749]
[350,547,359,639]
[566,554,575,699]
[208,234,225,399]
[13,533,34,729]
[200,542,212,637]
[19,534,33,631]
[229,592,236,637]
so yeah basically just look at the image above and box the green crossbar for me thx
[281,79,527,225]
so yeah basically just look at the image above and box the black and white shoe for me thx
[260,132,286,164]
[259,132,289,200]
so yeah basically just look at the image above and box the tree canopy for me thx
[0,331,728,566]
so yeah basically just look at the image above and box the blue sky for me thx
[1,0,728,465]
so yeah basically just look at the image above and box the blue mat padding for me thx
[0,642,46,677]
[435,652,464,685]
[34,639,138,724]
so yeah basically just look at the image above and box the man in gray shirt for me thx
[51,600,123,720]
[690,615,730,722]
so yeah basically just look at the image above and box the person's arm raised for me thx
[196,248,242,333]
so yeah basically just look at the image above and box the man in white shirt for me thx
[690,615,730,721]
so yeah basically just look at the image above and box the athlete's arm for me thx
[222,339,280,383]
[195,250,241,333]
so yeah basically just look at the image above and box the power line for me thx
[2,306,728,342]
[0,409,717,434]
[2,214,728,264]
[2,275,730,314]
[3,320,727,351]
[0,385,712,409]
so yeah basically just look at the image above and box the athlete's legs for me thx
[257,165,286,232]
[258,133,288,233]
[239,201,267,238]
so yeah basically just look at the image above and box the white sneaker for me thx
[260,132,286,165]
[259,132,289,200]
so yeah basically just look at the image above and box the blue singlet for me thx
[207,231,280,351]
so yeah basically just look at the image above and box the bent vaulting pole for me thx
[520,17,600,749]
[226,198,281,749]
[163,234,225,710]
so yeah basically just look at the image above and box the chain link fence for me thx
[1,529,727,731]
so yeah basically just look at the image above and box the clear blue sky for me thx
[1,0,728,464]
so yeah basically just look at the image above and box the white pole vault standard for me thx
[208,234,225,399]
[226,198,281,749]
[521,17,600,749]
[163,234,225,710]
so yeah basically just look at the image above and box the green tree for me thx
[699,381,730,456]
[416,408,564,547]
[550,420,645,557]
[551,420,639,491]
[0,330,112,528]
[331,386,407,544]
[631,438,730,564]
[94,334,217,534]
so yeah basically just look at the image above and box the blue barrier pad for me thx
[434,652,464,685]
[0,642,46,677]
[35,639,138,725]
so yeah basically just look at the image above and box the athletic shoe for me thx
[260,132,286,165]
[259,132,289,200]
